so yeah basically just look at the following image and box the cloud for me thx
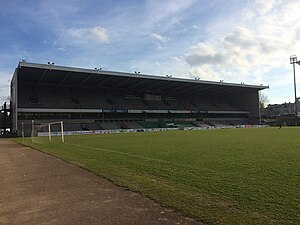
[0,84,10,104]
[65,28,87,43]
[89,26,110,44]
[145,0,196,25]
[186,42,226,66]
[254,0,276,15]
[0,84,9,90]
[186,0,300,86]
[0,97,10,104]
[151,33,169,42]
[67,26,110,44]
[52,41,66,52]
[242,0,276,20]
[150,33,170,50]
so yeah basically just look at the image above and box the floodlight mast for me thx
[290,55,300,117]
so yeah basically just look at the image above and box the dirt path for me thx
[0,139,204,225]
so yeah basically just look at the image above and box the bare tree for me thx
[259,92,269,109]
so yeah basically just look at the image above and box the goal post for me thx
[48,121,65,142]
[31,120,65,143]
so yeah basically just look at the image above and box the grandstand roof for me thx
[16,61,268,96]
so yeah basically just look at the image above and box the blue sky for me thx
[1,0,300,104]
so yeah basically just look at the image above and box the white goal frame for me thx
[31,120,65,143]
[48,121,65,142]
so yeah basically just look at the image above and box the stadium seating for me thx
[18,84,248,113]
[139,121,159,128]
[98,121,121,130]
[175,121,195,127]
[16,83,252,135]
[124,122,144,129]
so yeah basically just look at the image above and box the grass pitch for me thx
[16,128,300,225]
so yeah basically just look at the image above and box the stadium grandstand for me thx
[8,61,268,136]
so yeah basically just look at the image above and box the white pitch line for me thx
[64,142,215,173]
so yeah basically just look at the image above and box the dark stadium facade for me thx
[8,61,268,136]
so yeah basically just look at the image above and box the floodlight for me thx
[290,55,297,64]
[290,54,300,117]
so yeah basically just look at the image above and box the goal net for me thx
[31,120,65,143]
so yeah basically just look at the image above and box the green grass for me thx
[15,128,300,225]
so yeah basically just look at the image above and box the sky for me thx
[1,0,300,105]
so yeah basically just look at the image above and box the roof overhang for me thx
[16,61,269,96]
